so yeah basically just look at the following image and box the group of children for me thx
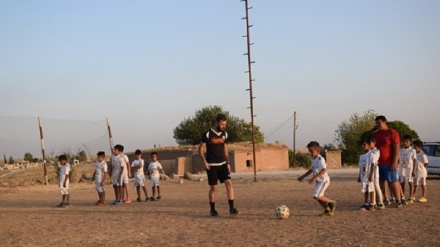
[57,145,164,208]
[357,135,429,211]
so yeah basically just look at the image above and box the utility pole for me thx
[293,111,299,166]
[242,0,257,182]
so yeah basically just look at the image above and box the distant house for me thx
[127,143,289,176]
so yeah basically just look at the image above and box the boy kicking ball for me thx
[298,141,336,216]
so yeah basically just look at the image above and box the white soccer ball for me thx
[275,205,290,219]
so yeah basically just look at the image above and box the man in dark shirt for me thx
[198,113,239,216]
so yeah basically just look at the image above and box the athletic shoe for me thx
[136,198,142,202]
[210,210,219,217]
[396,202,403,208]
[407,197,414,204]
[111,200,119,205]
[367,204,376,211]
[150,197,155,201]
[57,202,65,208]
[156,196,161,200]
[95,201,102,206]
[361,203,369,209]
[123,198,132,204]
[390,198,396,204]
[377,204,385,210]
[328,200,336,213]
[401,198,408,205]
[64,202,71,207]
[319,210,333,217]
[418,197,427,203]
[384,199,390,206]
[230,208,240,215]
[145,198,150,202]
[114,200,123,205]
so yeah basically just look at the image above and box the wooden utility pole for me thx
[242,0,257,182]
[38,117,48,185]
[293,111,298,166]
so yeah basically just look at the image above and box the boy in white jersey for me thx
[121,151,132,203]
[298,141,336,216]
[370,138,384,209]
[111,144,131,205]
[357,138,376,210]
[148,152,163,201]
[131,149,149,202]
[92,151,108,206]
[413,140,428,202]
[398,135,417,203]
[57,155,71,208]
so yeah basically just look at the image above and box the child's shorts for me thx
[415,177,426,186]
[60,187,69,195]
[134,175,145,187]
[95,181,105,193]
[312,180,329,198]
[399,175,413,183]
[150,175,160,187]
[118,173,129,186]
[361,182,374,193]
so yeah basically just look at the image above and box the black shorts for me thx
[207,164,231,185]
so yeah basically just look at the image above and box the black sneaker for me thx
[230,208,239,215]
[156,196,161,200]
[150,197,155,201]
[367,204,376,211]
[145,198,150,202]
[64,202,71,207]
[210,210,219,217]
[57,202,65,208]
[136,198,142,202]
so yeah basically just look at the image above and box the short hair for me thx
[370,136,376,143]
[375,115,387,122]
[114,144,124,152]
[151,152,158,157]
[307,141,320,151]
[97,151,105,157]
[135,149,142,155]
[402,135,412,141]
[216,113,227,122]
[59,155,67,161]
[362,138,373,145]
[413,140,423,148]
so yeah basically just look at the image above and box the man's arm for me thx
[198,142,210,170]
[224,143,231,172]
[391,143,400,171]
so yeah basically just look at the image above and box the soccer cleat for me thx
[230,208,240,215]
[319,210,333,217]
[377,204,385,210]
[136,198,142,202]
[123,198,132,204]
[407,198,414,204]
[114,200,123,205]
[328,200,336,213]
[156,196,161,200]
[401,198,408,205]
[57,202,65,208]
[111,200,119,205]
[418,197,427,203]
[210,210,219,217]
[150,197,155,201]
[145,198,150,202]
[384,199,390,206]
[390,198,396,204]
[367,204,376,211]
[396,202,403,208]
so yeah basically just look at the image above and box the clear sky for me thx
[1,0,439,158]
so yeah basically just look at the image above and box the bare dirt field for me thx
[1,168,439,246]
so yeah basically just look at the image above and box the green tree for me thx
[23,152,34,162]
[334,109,376,165]
[75,150,87,162]
[173,105,264,145]
[360,120,420,144]
[3,154,6,165]
[8,155,15,164]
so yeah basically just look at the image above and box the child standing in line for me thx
[413,140,429,202]
[298,141,336,216]
[398,135,418,204]
[92,151,108,206]
[57,155,71,208]
[358,138,376,210]
[131,149,149,202]
[370,138,385,209]
[148,152,163,201]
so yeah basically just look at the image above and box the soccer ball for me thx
[275,205,289,219]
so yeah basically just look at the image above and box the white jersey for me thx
[148,161,163,177]
[59,163,70,188]
[310,155,329,183]
[131,159,145,177]
[371,148,380,184]
[416,151,428,178]
[94,160,108,182]
[399,147,417,176]
[359,152,373,183]
[111,154,122,178]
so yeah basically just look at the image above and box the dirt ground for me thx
[0,169,439,247]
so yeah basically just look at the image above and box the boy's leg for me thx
[409,181,414,198]
[422,185,427,198]
[136,186,141,198]
[113,185,118,200]
[413,184,418,196]
[124,182,130,200]
[157,186,161,198]
[315,196,332,210]
[364,191,369,204]
[400,182,405,196]
[375,183,384,206]
[142,186,149,198]
[152,186,156,198]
